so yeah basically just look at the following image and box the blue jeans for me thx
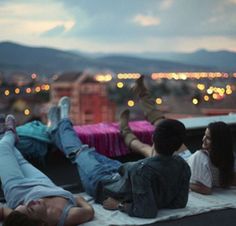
[51,119,122,196]
[0,131,53,197]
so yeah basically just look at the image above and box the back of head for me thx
[153,119,186,156]
[208,121,234,187]
[3,211,47,226]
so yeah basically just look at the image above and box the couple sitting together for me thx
[0,76,235,226]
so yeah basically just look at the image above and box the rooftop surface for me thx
[1,115,236,226]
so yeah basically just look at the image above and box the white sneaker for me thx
[58,96,70,119]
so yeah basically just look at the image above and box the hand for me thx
[102,197,120,210]
[76,195,92,208]
[76,195,87,203]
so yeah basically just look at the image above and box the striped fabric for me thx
[73,121,154,157]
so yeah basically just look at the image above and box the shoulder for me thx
[142,156,189,175]
[188,150,209,164]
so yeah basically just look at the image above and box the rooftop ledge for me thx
[74,114,236,158]
[179,113,236,129]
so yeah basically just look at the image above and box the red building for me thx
[50,72,116,124]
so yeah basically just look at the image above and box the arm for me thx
[187,151,213,195]
[0,207,13,221]
[190,182,212,195]
[65,196,94,226]
[169,164,191,208]
[126,186,158,218]
[103,177,158,218]
[102,197,120,210]
[126,171,158,218]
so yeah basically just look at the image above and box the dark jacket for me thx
[99,155,191,218]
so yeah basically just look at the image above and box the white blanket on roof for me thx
[1,188,236,226]
[80,188,236,226]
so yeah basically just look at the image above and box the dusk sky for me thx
[0,0,236,53]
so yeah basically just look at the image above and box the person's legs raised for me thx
[120,109,153,157]
[132,75,164,126]
[49,97,87,159]
[0,115,24,186]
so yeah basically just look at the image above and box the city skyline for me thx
[0,0,236,53]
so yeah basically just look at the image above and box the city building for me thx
[50,72,116,124]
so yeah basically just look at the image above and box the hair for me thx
[153,119,186,156]
[3,211,47,226]
[207,121,234,188]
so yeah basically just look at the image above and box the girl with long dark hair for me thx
[188,121,235,194]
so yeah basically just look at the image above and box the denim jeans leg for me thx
[0,131,25,186]
[50,119,84,156]
[74,149,122,197]
[13,148,54,184]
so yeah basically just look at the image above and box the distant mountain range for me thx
[136,50,236,72]
[0,41,235,76]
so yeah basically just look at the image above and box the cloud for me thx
[41,25,66,37]
[0,1,76,37]
[228,0,236,4]
[0,0,236,53]
[159,0,174,10]
[133,14,161,27]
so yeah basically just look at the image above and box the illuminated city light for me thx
[220,88,225,94]
[127,100,135,107]
[15,88,20,94]
[226,89,232,95]
[95,74,112,82]
[179,73,187,80]
[5,90,10,96]
[222,73,229,78]
[24,109,30,116]
[95,75,103,82]
[117,82,124,88]
[212,93,224,100]
[117,73,140,80]
[105,74,112,81]
[173,73,179,80]
[197,83,205,91]
[44,84,50,91]
[31,73,37,79]
[26,88,32,93]
[192,98,198,105]
[212,93,217,99]
[155,98,162,105]
[35,86,41,92]
[117,73,123,79]
[207,88,213,95]
[204,95,209,101]
[151,72,231,80]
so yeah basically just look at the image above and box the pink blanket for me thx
[74,121,154,157]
